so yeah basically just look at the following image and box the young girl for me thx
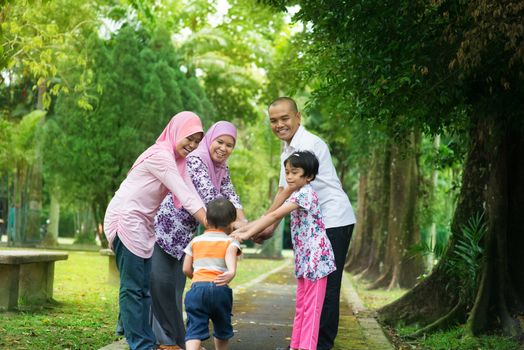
[233,151,336,350]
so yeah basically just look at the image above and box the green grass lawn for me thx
[0,250,286,350]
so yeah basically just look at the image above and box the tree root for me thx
[406,302,465,339]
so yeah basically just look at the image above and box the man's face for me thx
[268,102,301,143]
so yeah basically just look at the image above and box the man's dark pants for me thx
[317,224,354,350]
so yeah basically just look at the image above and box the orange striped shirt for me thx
[183,230,241,283]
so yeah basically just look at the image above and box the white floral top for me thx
[154,156,242,260]
[286,184,336,281]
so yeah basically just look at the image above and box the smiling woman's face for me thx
[175,132,203,157]
[209,135,235,163]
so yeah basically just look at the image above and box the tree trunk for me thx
[370,132,423,290]
[346,146,390,282]
[378,117,524,339]
[426,135,440,270]
[25,79,47,242]
[465,119,524,338]
[12,163,28,244]
[42,190,59,247]
[74,202,97,245]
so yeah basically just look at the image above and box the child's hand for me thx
[214,271,235,286]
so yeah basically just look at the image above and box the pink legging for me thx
[290,276,328,350]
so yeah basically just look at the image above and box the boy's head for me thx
[284,151,319,183]
[206,198,237,231]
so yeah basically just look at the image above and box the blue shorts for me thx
[184,282,234,341]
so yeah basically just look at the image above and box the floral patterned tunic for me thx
[286,184,336,281]
[154,156,242,260]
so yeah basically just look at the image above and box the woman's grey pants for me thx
[150,243,187,347]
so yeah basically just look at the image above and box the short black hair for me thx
[206,198,237,229]
[284,151,319,181]
[268,96,298,113]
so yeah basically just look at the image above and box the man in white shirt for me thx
[260,97,356,350]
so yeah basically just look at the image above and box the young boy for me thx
[182,198,242,350]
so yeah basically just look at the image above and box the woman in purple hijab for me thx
[150,121,246,350]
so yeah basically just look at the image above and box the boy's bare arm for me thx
[214,244,239,286]
[182,254,194,279]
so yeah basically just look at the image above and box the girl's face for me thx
[209,135,235,163]
[285,162,313,191]
[176,132,203,157]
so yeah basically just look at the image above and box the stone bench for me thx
[0,249,68,310]
[100,248,119,284]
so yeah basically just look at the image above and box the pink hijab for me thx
[189,121,237,189]
[130,111,204,178]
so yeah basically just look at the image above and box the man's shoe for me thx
[158,345,183,350]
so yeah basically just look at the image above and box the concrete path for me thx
[100,260,393,350]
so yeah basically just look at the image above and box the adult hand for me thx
[214,271,235,286]
[259,224,276,238]
[231,219,248,231]
[230,229,249,243]
[251,229,274,244]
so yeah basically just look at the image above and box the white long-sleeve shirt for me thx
[279,125,356,228]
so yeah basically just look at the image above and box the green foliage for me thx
[173,0,288,124]
[0,116,14,171]
[228,115,281,219]
[409,228,450,263]
[43,25,214,220]
[11,110,46,166]
[444,213,487,302]
[410,325,519,350]
[1,0,99,107]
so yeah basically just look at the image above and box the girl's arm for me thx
[266,186,295,213]
[232,201,299,242]
[252,186,295,242]
[182,254,194,279]
[214,244,239,286]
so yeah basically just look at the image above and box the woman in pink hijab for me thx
[104,112,207,350]
[151,121,246,350]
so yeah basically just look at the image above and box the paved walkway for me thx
[100,260,392,350]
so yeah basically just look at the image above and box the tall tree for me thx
[1,0,99,244]
[45,25,214,246]
[265,0,524,339]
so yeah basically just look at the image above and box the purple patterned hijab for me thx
[189,121,237,189]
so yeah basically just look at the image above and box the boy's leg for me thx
[185,284,211,349]
[210,286,234,344]
[298,277,328,350]
[113,234,157,350]
[290,278,306,350]
[214,337,229,350]
[185,339,202,350]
